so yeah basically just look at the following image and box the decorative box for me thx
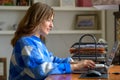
[76,0,93,7]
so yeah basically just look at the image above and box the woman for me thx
[9,2,95,80]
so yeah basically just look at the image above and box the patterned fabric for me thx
[9,35,72,80]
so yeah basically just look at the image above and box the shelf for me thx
[53,7,98,11]
[0,31,15,35]
[50,30,104,34]
[0,6,29,11]
[0,6,99,11]
[0,30,103,35]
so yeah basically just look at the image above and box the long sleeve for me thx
[9,36,72,80]
[21,41,72,79]
[47,52,72,74]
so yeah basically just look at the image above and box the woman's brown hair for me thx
[11,2,54,47]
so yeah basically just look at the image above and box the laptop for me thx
[95,41,119,68]
[79,41,119,78]
[73,41,119,73]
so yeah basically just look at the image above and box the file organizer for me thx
[70,34,108,78]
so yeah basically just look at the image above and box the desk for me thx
[45,65,120,80]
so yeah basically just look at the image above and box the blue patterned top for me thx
[9,35,72,80]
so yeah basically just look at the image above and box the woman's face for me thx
[39,15,54,36]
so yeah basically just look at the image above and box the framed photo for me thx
[0,58,6,80]
[60,0,75,7]
[75,14,98,30]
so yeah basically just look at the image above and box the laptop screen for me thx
[106,41,119,66]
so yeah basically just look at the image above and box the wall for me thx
[106,10,118,53]
[0,35,13,80]
[46,34,81,57]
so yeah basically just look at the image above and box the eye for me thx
[47,18,53,22]
[46,18,50,21]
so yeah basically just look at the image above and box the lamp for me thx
[92,0,120,64]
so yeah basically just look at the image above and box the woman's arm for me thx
[70,60,95,71]
[49,52,72,63]
[21,46,72,79]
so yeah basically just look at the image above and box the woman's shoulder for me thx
[19,36,31,42]
[18,35,42,46]
[19,35,39,41]
[17,36,35,45]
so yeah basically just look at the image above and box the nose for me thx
[50,21,54,28]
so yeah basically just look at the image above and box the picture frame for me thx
[75,14,98,30]
[0,58,6,80]
[60,0,75,7]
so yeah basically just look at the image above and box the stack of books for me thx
[70,43,108,62]
[0,0,32,6]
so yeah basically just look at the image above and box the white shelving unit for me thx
[0,6,106,39]
[0,6,98,11]
[0,2,106,80]
[0,6,97,11]
[0,30,103,35]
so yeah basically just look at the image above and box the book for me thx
[0,0,14,6]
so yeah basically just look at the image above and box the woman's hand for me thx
[70,60,95,71]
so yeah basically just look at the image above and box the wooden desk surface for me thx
[45,65,120,80]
